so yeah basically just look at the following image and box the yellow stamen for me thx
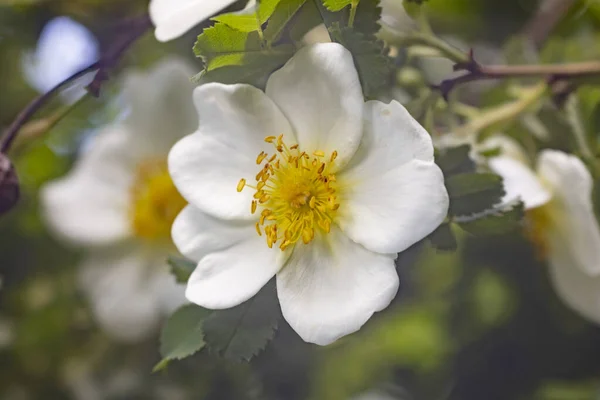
[237,135,340,250]
[237,178,246,192]
[130,160,186,241]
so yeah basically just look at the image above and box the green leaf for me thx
[435,144,476,176]
[289,0,327,43]
[333,27,393,98]
[322,0,353,12]
[212,0,283,32]
[456,201,524,236]
[154,305,212,372]
[428,222,457,252]
[264,0,308,44]
[167,256,196,284]
[194,23,294,71]
[203,281,280,361]
[445,172,505,216]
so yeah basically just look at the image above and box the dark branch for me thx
[434,50,600,102]
[0,13,152,154]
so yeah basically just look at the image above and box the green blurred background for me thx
[1,0,600,399]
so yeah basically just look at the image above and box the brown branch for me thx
[0,13,152,154]
[434,50,600,102]
[522,0,578,49]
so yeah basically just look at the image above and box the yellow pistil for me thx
[130,160,186,241]
[239,135,340,250]
[524,205,554,260]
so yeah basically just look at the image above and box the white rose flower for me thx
[41,60,198,341]
[169,43,449,345]
[485,136,600,324]
[150,0,256,42]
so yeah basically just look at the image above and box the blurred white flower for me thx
[41,60,198,342]
[150,0,256,42]
[485,136,600,324]
[379,0,416,39]
[169,43,449,345]
[22,17,99,99]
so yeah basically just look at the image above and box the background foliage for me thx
[1,0,600,399]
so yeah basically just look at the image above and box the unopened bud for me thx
[0,153,20,215]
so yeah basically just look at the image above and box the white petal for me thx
[185,226,287,309]
[337,101,448,254]
[41,126,134,247]
[277,227,399,345]
[537,150,600,276]
[547,239,600,325]
[78,247,171,342]
[172,205,253,261]
[122,59,197,158]
[488,156,551,209]
[265,43,364,168]
[169,83,293,220]
[150,0,238,42]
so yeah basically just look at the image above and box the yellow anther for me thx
[302,227,314,244]
[237,178,246,192]
[256,169,264,181]
[238,135,341,250]
[256,152,267,164]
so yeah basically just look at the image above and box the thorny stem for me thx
[436,51,600,100]
[0,13,152,154]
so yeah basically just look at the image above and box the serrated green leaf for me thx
[264,0,308,44]
[167,256,196,284]
[435,144,476,176]
[154,305,212,371]
[428,222,457,252]
[322,0,353,12]
[194,23,294,71]
[457,202,524,236]
[446,173,505,216]
[203,281,280,362]
[193,48,294,87]
[213,0,283,32]
[333,27,393,98]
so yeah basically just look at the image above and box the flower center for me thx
[130,160,186,241]
[238,135,340,251]
[524,205,553,260]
